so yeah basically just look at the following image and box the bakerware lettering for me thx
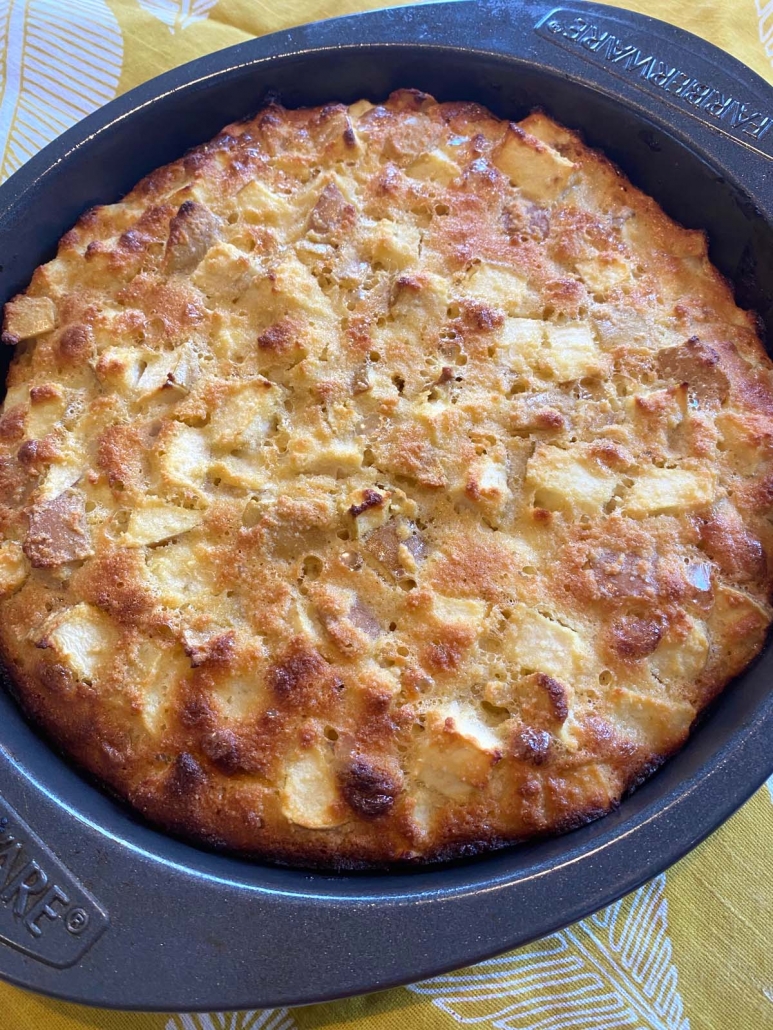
[538,11,773,142]
[0,823,84,938]
[0,799,108,967]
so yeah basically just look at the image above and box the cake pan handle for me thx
[532,4,773,163]
[0,776,109,973]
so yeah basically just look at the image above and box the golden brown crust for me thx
[1,90,772,867]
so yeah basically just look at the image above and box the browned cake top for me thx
[0,90,771,867]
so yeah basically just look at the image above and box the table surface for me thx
[1,1,772,1028]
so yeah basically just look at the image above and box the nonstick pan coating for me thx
[0,0,772,1011]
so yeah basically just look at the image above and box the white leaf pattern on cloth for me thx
[0,0,122,182]
[165,1009,296,1030]
[408,874,689,1030]
[757,0,773,62]
[137,0,218,33]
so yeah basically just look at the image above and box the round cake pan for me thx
[0,0,772,1011]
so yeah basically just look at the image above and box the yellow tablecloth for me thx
[1,1,772,1027]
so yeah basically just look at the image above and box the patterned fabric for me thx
[0,1,772,1027]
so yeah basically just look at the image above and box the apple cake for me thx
[0,89,771,866]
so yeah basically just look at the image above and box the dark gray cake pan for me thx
[0,0,772,1011]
